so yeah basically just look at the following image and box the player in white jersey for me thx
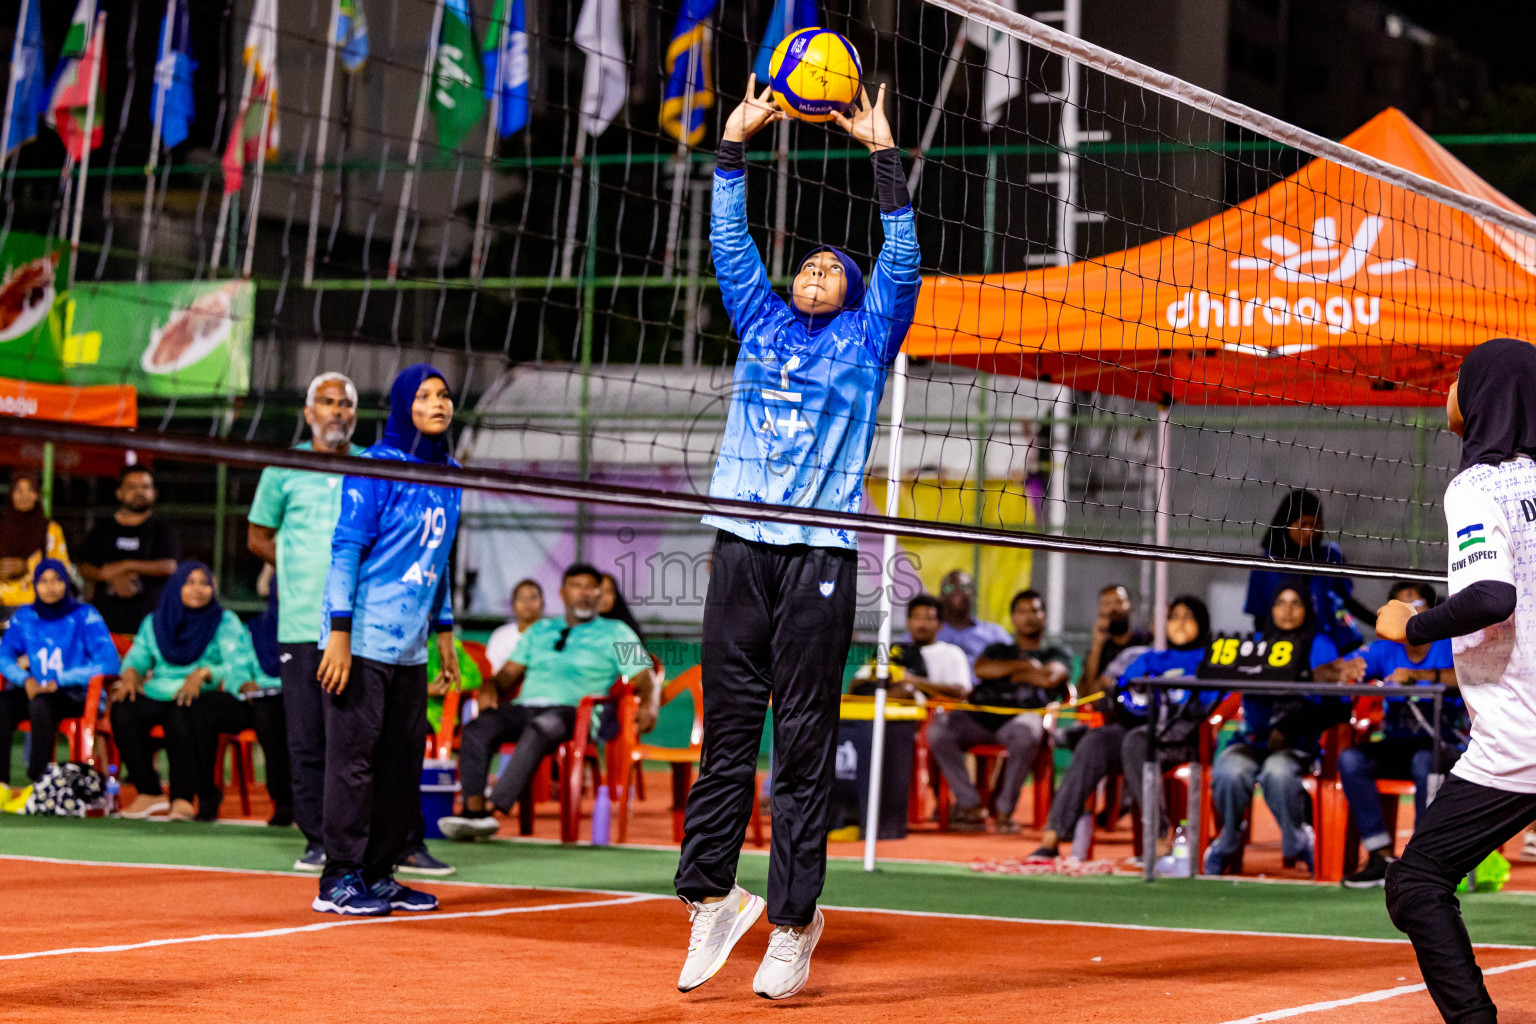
[1376,338,1536,1024]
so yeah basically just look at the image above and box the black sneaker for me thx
[293,842,326,873]
[1343,852,1393,889]
[947,805,988,833]
[397,846,456,877]
[368,876,439,912]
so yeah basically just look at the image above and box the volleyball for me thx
[768,28,864,123]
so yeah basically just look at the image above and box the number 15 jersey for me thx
[321,443,462,666]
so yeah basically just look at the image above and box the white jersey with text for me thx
[1443,456,1536,792]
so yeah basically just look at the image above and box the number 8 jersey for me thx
[321,444,462,666]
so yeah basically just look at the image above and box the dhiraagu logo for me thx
[1457,523,1487,551]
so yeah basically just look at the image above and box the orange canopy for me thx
[904,109,1536,406]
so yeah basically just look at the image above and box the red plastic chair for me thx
[14,673,116,769]
[214,728,260,816]
[929,707,1057,830]
[1316,691,1421,881]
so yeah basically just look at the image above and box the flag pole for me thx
[137,0,176,283]
[907,29,965,197]
[470,3,511,281]
[558,126,588,281]
[211,29,258,276]
[661,37,700,280]
[0,0,29,178]
[388,0,445,283]
[304,0,342,287]
[241,20,278,280]
[66,11,106,292]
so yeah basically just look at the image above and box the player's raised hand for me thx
[832,84,894,152]
[1375,599,1418,645]
[723,75,785,144]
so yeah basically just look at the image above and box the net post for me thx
[1142,733,1159,882]
[1045,386,1070,635]
[304,0,342,287]
[864,352,911,872]
[388,0,445,283]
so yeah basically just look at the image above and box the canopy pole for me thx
[864,351,909,872]
[1153,403,1172,650]
[1045,385,1070,636]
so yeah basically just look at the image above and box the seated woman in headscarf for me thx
[1028,596,1210,863]
[1245,489,1372,654]
[111,561,251,820]
[0,559,119,799]
[0,469,71,613]
[1206,580,1366,876]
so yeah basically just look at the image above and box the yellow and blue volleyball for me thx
[768,28,863,123]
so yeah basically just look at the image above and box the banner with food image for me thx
[0,233,251,397]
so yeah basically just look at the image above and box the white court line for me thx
[5,852,1533,952]
[0,893,655,962]
[1213,957,1536,1023]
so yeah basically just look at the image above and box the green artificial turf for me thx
[3,814,1534,947]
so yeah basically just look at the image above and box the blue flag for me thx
[153,0,197,151]
[659,0,715,145]
[482,0,528,138]
[3,0,46,159]
[336,0,369,73]
[752,0,819,84]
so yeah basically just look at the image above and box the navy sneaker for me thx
[293,842,326,873]
[368,876,439,912]
[313,873,391,916]
[397,846,456,877]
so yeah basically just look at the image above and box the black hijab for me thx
[1167,595,1211,652]
[600,573,646,644]
[1455,337,1536,473]
[1263,489,1328,561]
[1266,577,1319,637]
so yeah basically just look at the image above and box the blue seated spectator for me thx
[1339,581,1461,889]
[0,559,119,798]
[1245,490,1372,655]
[1206,581,1366,876]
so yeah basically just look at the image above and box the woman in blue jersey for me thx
[1245,490,1370,653]
[314,364,461,917]
[0,559,119,797]
[673,78,921,1001]
[1206,581,1366,875]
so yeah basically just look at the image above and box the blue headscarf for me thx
[381,363,453,464]
[152,561,224,667]
[32,558,78,622]
[791,247,866,334]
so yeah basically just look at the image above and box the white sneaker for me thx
[677,885,765,992]
[1523,830,1536,862]
[437,815,500,842]
[753,908,825,1000]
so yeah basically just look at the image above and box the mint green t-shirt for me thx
[121,610,255,702]
[511,616,645,707]
[248,442,366,644]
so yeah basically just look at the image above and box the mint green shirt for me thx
[511,616,645,707]
[121,610,255,702]
[248,442,366,644]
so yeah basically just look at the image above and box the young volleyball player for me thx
[1376,337,1536,1024]
[314,365,461,916]
[672,77,920,1000]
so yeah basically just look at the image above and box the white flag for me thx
[575,0,626,137]
[964,0,1021,126]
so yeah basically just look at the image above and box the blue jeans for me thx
[1338,738,1461,854]
[1210,743,1312,858]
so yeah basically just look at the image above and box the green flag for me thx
[431,0,484,151]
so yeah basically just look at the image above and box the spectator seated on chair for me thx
[0,469,72,614]
[484,579,544,674]
[934,569,1012,684]
[189,584,293,825]
[1204,580,1366,876]
[111,562,249,821]
[1340,581,1463,889]
[928,589,1072,834]
[1031,596,1210,861]
[850,594,971,699]
[0,559,119,802]
[1076,584,1154,698]
[436,563,658,841]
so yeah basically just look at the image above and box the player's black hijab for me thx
[1456,337,1536,473]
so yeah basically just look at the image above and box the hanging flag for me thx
[45,0,105,160]
[336,0,369,73]
[221,0,279,195]
[153,0,197,151]
[482,0,528,138]
[2,0,47,160]
[751,0,819,84]
[431,0,485,151]
[659,0,715,146]
[574,0,627,137]
[964,0,1022,126]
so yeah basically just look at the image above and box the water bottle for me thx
[1155,823,1192,878]
[104,769,120,817]
[590,785,611,846]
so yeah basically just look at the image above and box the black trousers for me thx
[280,642,326,844]
[1385,775,1536,1024]
[321,656,427,884]
[111,695,199,801]
[0,688,87,784]
[191,690,293,817]
[458,703,578,813]
[675,532,857,926]
[1045,723,1126,836]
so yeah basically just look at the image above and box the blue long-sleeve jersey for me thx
[0,604,121,697]
[320,444,462,666]
[701,168,922,549]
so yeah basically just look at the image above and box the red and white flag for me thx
[45,1,106,159]
[221,0,280,194]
